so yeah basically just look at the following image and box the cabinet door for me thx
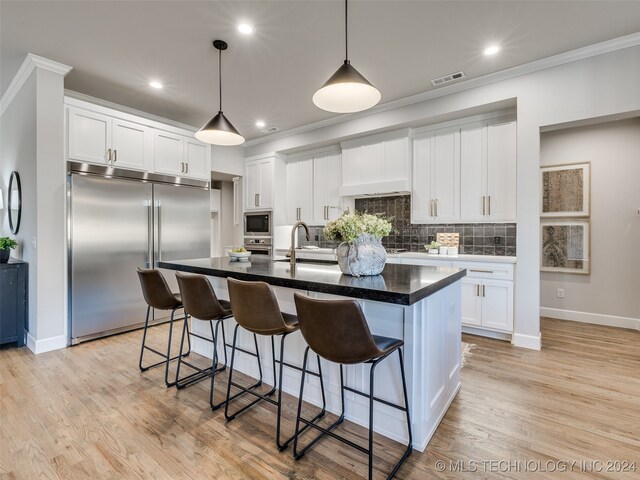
[460,125,487,222]
[481,279,513,332]
[245,161,260,210]
[154,131,183,176]
[286,160,300,224]
[112,119,150,171]
[341,146,360,187]
[384,137,409,182]
[411,136,433,223]
[461,278,482,327]
[68,107,112,164]
[360,142,384,185]
[258,159,274,209]
[286,157,313,224]
[184,138,209,180]
[432,130,460,223]
[487,121,517,221]
[315,152,343,224]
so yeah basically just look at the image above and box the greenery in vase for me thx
[426,241,441,250]
[0,237,17,250]
[323,211,392,243]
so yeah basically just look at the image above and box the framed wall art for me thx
[540,219,590,274]
[540,162,590,217]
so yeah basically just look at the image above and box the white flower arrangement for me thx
[323,211,393,244]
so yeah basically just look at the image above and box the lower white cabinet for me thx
[461,277,513,332]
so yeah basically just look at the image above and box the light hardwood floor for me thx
[1,318,638,479]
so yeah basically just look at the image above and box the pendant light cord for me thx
[218,47,223,112]
[345,0,349,61]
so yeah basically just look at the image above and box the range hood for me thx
[339,179,411,197]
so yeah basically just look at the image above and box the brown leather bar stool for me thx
[292,293,413,480]
[225,277,326,451]
[136,267,190,388]
[175,272,232,409]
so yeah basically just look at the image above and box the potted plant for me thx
[425,241,441,254]
[0,237,17,263]
[323,211,392,276]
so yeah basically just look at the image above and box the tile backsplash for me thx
[299,195,516,256]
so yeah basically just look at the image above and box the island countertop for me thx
[158,256,466,306]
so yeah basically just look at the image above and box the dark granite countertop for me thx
[158,256,466,306]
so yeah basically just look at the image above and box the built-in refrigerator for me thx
[68,162,210,344]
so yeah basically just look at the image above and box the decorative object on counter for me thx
[312,0,381,113]
[425,241,440,254]
[195,40,245,146]
[228,247,251,262]
[437,232,460,247]
[447,246,459,255]
[540,162,590,217]
[0,237,17,263]
[541,219,590,274]
[324,211,391,276]
[438,246,448,255]
[8,171,22,234]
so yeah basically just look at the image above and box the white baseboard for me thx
[26,333,68,354]
[512,332,541,350]
[541,307,640,331]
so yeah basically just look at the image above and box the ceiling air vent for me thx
[263,126,279,133]
[430,71,465,87]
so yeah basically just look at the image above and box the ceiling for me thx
[2,1,640,141]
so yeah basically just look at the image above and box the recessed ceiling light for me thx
[237,23,254,35]
[149,81,163,89]
[483,45,501,56]
[255,120,266,128]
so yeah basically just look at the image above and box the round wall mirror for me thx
[8,171,22,234]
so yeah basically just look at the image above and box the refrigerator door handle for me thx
[156,202,162,262]
[147,201,153,267]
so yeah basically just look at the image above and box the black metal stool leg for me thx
[174,312,189,387]
[163,307,177,387]
[368,360,380,480]
[139,306,152,371]
[210,319,228,411]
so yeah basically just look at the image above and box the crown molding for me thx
[1,53,72,117]
[244,32,640,148]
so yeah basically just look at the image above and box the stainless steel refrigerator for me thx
[68,162,210,344]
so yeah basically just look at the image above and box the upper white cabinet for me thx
[411,128,460,223]
[460,120,516,222]
[154,131,211,180]
[286,155,314,223]
[68,107,151,171]
[339,130,411,196]
[245,155,278,211]
[65,98,211,180]
[312,150,346,225]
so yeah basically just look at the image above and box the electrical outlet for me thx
[556,288,565,298]
[494,236,501,245]
[314,234,319,241]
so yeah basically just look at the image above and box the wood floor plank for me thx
[0,318,638,479]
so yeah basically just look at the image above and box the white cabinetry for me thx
[245,155,279,211]
[68,107,150,171]
[65,98,210,180]
[154,132,210,180]
[460,120,516,222]
[313,151,343,224]
[411,128,460,223]
[339,130,411,196]
[286,155,314,223]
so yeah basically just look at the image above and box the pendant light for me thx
[195,40,245,146]
[313,0,381,113]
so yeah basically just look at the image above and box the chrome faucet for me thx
[289,220,310,267]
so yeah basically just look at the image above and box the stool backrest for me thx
[227,278,287,335]
[294,292,381,364]
[137,268,181,310]
[175,272,228,320]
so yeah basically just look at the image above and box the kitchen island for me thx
[159,256,466,451]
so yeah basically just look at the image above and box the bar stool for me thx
[137,267,189,387]
[292,293,413,480]
[174,272,232,409]
[225,278,326,451]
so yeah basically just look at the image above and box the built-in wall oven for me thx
[244,237,273,256]
[244,212,271,237]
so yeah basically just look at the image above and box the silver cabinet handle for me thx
[254,193,258,207]
[180,162,184,173]
[429,199,433,217]
[113,149,117,163]
[482,285,486,297]
[107,148,112,163]
[470,269,493,274]
[482,196,486,215]
[185,163,189,174]
[325,206,329,220]
[475,284,479,296]
[257,193,260,206]
[296,207,300,221]
[488,195,491,216]
[435,199,438,217]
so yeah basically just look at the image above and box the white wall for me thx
[219,181,238,250]
[540,118,640,326]
[0,55,70,352]
[245,43,640,349]
[0,71,38,337]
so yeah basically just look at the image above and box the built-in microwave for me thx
[244,212,272,236]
